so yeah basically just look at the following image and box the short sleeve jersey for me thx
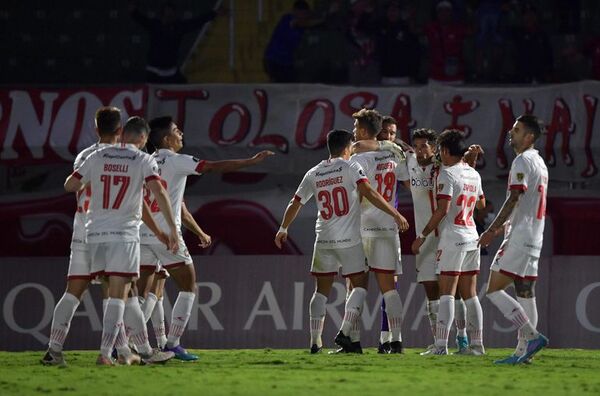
[72,144,160,243]
[140,149,205,244]
[406,152,440,238]
[436,162,484,251]
[70,142,110,245]
[503,148,548,257]
[294,157,369,249]
[352,151,408,237]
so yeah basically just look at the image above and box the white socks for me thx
[383,290,403,342]
[124,297,152,355]
[340,287,367,336]
[49,293,80,352]
[166,292,196,349]
[151,298,168,349]
[454,298,467,338]
[427,299,439,342]
[100,298,125,358]
[487,290,538,341]
[309,292,327,348]
[464,297,483,346]
[516,296,538,356]
[141,293,158,323]
[435,295,455,348]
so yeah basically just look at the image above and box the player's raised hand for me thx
[198,231,212,248]
[411,238,423,254]
[251,150,275,164]
[274,230,287,249]
[394,213,410,232]
[468,144,484,155]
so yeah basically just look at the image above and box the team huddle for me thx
[42,107,273,366]
[275,109,548,364]
[41,105,548,367]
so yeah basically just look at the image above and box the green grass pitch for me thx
[1,349,599,395]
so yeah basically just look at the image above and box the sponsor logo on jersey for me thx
[517,172,524,181]
[411,178,433,187]
[437,183,444,192]
[102,153,137,160]
[192,157,200,163]
[316,166,343,177]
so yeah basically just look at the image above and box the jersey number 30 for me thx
[318,187,349,220]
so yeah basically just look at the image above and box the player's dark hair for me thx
[353,108,383,138]
[327,129,354,157]
[516,114,543,141]
[382,116,397,127]
[412,128,437,143]
[437,129,467,157]
[123,116,149,137]
[148,116,173,152]
[95,106,121,136]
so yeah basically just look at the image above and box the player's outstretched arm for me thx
[147,180,179,253]
[478,189,521,248]
[463,144,484,168]
[274,198,303,249]
[181,201,212,248]
[412,198,451,254]
[64,176,84,193]
[357,182,409,232]
[201,150,275,173]
[141,201,169,247]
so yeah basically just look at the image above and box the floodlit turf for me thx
[1,348,599,395]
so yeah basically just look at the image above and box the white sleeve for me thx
[175,154,205,176]
[293,172,314,205]
[143,156,161,184]
[349,161,369,185]
[395,160,410,182]
[436,168,453,201]
[509,156,529,192]
[73,153,94,184]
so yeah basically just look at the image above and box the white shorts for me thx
[67,243,92,280]
[436,248,480,276]
[140,236,192,272]
[490,242,539,280]
[416,237,438,283]
[311,243,366,277]
[363,235,402,275]
[89,241,140,278]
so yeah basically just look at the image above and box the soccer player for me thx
[411,129,486,355]
[274,129,408,354]
[479,115,549,364]
[64,116,178,365]
[352,111,410,354]
[137,116,274,360]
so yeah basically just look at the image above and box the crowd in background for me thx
[264,0,600,85]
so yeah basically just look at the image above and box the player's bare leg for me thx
[163,264,198,361]
[374,272,404,353]
[457,275,484,355]
[486,271,547,364]
[334,272,368,354]
[434,274,460,355]
[309,275,334,354]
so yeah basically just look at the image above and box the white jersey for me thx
[140,149,204,244]
[406,152,440,238]
[70,142,111,246]
[294,157,368,249]
[352,151,408,237]
[503,148,548,257]
[436,161,484,251]
[73,144,160,243]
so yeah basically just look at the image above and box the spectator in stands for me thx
[424,1,469,85]
[473,0,508,82]
[264,1,315,83]
[129,1,223,83]
[347,0,380,85]
[511,3,553,84]
[584,33,600,80]
[376,1,420,85]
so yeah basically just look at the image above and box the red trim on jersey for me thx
[369,267,396,274]
[104,271,139,278]
[90,270,105,278]
[140,265,156,272]
[145,175,161,183]
[163,261,186,269]
[342,270,366,278]
[195,160,207,173]
[293,195,302,202]
[498,269,538,281]
[356,178,369,185]
[67,275,93,281]
[437,194,452,200]
[509,184,527,191]
[440,270,480,276]
[72,171,82,180]
[310,271,338,277]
